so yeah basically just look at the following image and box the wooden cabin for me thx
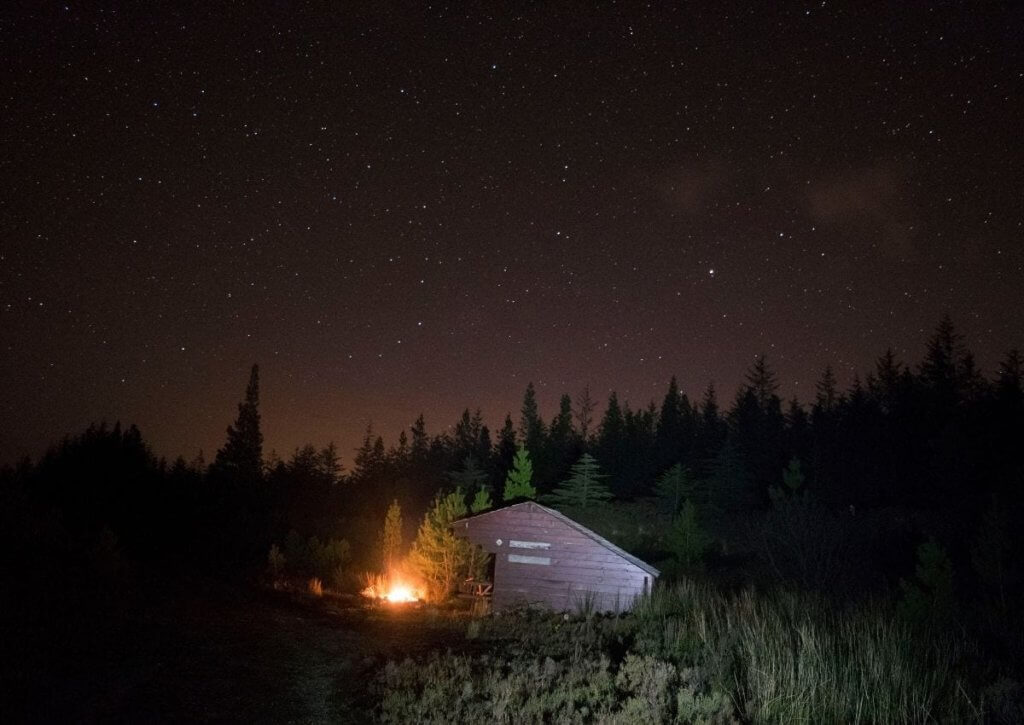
[452,501,659,613]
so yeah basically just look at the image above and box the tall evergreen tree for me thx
[869,348,904,415]
[353,423,376,481]
[543,453,612,510]
[920,313,967,405]
[815,364,839,413]
[596,391,626,491]
[410,414,429,462]
[574,385,596,442]
[548,393,578,482]
[746,354,779,410]
[493,413,518,484]
[318,442,343,486]
[213,364,263,483]
[209,364,268,563]
[380,499,403,573]
[695,383,726,472]
[519,382,546,449]
[656,376,685,470]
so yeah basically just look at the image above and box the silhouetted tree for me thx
[212,364,263,484]
[574,385,596,443]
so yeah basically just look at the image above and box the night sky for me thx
[3,2,1022,466]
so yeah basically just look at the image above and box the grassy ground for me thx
[2,571,460,722]
[5,572,1020,723]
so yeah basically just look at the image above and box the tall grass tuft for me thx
[635,582,980,723]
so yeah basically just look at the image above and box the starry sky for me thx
[2,2,1022,465]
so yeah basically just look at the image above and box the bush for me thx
[278,530,351,582]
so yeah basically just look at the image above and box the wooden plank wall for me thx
[457,505,651,612]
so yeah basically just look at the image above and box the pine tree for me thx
[574,385,596,442]
[746,354,779,410]
[410,414,429,461]
[318,442,342,485]
[448,454,489,495]
[815,364,838,413]
[502,443,536,501]
[213,363,263,482]
[544,453,612,509]
[550,393,574,445]
[654,462,702,515]
[494,413,518,480]
[380,499,403,573]
[920,313,970,407]
[656,376,685,469]
[519,382,546,449]
[408,490,470,601]
[353,423,375,480]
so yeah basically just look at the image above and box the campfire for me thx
[361,574,423,605]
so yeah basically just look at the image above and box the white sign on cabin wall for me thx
[509,540,551,550]
[508,554,551,565]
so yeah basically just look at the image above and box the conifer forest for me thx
[4,317,1024,721]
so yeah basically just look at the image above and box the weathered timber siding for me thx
[454,503,655,612]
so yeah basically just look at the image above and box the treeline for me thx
[2,315,1022,596]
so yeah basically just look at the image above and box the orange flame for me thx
[384,583,417,603]
[362,574,422,604]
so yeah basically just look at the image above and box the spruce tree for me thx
[746,354,779,410]
[544,453,612,509]
[448,455,489,496]
[494,413,518,480]
[380,499,403,572]
[502,443,536,501]
[410,414,429,462]
[656,376,684,469]
[519,382,546,449]
[213,363,263,483]
[574,385,595,442]
[815,364,838,413]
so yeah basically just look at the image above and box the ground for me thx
[3,572,455,723]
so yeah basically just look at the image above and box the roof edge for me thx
[452,501,660,577]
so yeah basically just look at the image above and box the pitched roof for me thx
[453,501,660,577]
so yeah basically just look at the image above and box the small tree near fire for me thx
[409,489,470,601]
